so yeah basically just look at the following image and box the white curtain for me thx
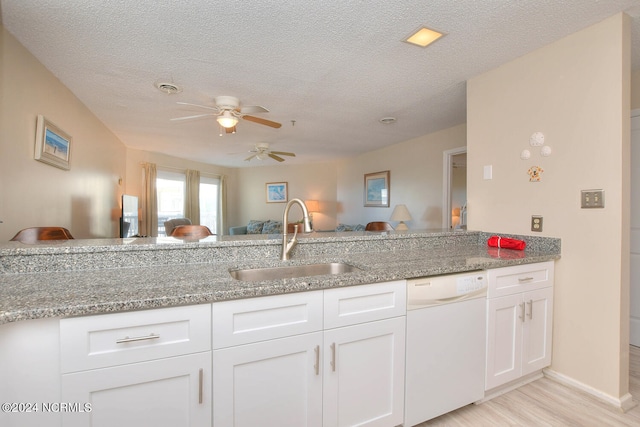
[218,175,227,235]
[142,163,158,237]
[185,169,200,225]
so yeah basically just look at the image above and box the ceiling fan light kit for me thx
[172,95,282,133]
[245,143,296,163]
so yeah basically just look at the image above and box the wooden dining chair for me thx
[365,221,394,231]
[10,227,74,243]
[169,225,214,239]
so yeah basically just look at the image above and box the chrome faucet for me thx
[281,198,313,260]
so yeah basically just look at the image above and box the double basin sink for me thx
[229,262,361,281]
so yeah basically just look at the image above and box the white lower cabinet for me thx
[212,280,406,427]
[61,352,211,427]
[323,317,405,427]
[213,332,323,427]
[485,262,554,391]
[59,305,212,427]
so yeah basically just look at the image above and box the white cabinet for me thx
[60,305,212,427]
[323,317,405,427]
[323,281,406,427]
[485,261,554,391]
[212,281,406,427]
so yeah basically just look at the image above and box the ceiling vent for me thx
[154,81,182,95]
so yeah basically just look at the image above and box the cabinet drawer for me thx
[324,281,406,329]
[60,304,211,373]
[487,261,554,298]
[212,290,323,349]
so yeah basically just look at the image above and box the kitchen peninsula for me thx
[0,230,560,427]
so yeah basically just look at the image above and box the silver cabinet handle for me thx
[198,368,204,404]
[330,343,336,372]
[116,333,160,344]
[527,299,533,320]
[314,345,320,376]
[519,302,526,322]
[518,276,534,282]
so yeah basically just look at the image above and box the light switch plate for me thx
[581,189,604,208]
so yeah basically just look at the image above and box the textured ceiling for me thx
[2,0,640,168]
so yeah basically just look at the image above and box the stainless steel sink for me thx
[229,262,362,281]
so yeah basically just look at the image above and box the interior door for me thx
[631,109,640,347]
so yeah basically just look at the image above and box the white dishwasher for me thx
[405,271,487,426]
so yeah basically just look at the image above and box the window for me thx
[156,170,220,236]
[157,170,185,236]
[200,175,219,233]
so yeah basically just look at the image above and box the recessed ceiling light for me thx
[404,26,444,48]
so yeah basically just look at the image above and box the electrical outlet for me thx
[531,216,543,232]
[581,189,604,208]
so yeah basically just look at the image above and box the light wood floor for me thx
[417,345,640,426]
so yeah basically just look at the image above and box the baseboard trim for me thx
[544,368,638,412]
[476,371,543,404]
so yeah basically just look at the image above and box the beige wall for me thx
[633,69,640,110]
[468,13,630,402]
[336,124,466,229]
[234,162,338,231]
[0,25,127,240]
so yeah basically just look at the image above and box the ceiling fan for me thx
[245,143,296,162]
[171,96,282,133]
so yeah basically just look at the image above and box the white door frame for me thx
[630,109,640,346]
[442,146,467,229]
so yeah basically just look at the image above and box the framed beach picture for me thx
[34,115,72,170]
[364,170,390,207]
[266,182,288,203]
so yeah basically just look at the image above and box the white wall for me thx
[337,124,466,229]
[468,13,630,402]
[0,25,127,240]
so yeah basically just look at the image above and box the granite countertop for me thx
[0,230,561,325]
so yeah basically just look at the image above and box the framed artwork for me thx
[266,182,288,203]
[364,170,390,207]
[34,115,72,170]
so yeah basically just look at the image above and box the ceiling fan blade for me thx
[177,101,220,112]
[242,115,282,128]
[268,153,286,162]
[245,154,257,161]
[270,151,296,157]
[240,105,269,114]
[170,113,215,121]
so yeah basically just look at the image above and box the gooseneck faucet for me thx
[281,198,313,260]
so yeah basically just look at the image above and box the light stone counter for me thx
[0,230,560,324]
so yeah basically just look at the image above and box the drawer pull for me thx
[314,345,320,375]
[518,276,534,283]
[116,333,160,344]
[198,368,204,404]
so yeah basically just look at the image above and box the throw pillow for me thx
[261,220,283,234]
[246,220,266,234]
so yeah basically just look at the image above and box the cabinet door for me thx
[323,317,405,427]
[213,332,323,427]
[522,287,553,376]
[485,294,523,390]
[61,352,211,427]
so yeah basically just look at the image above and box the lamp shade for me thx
[305,200,319,212]
[217,111,239,128]
[390,204,412,230]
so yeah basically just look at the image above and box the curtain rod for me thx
[139,162,226,179]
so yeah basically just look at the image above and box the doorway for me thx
[443,147,467,230]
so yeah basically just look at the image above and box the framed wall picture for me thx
[34,115,72,170]
[266,182,288,203]
[364,170,390,207]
